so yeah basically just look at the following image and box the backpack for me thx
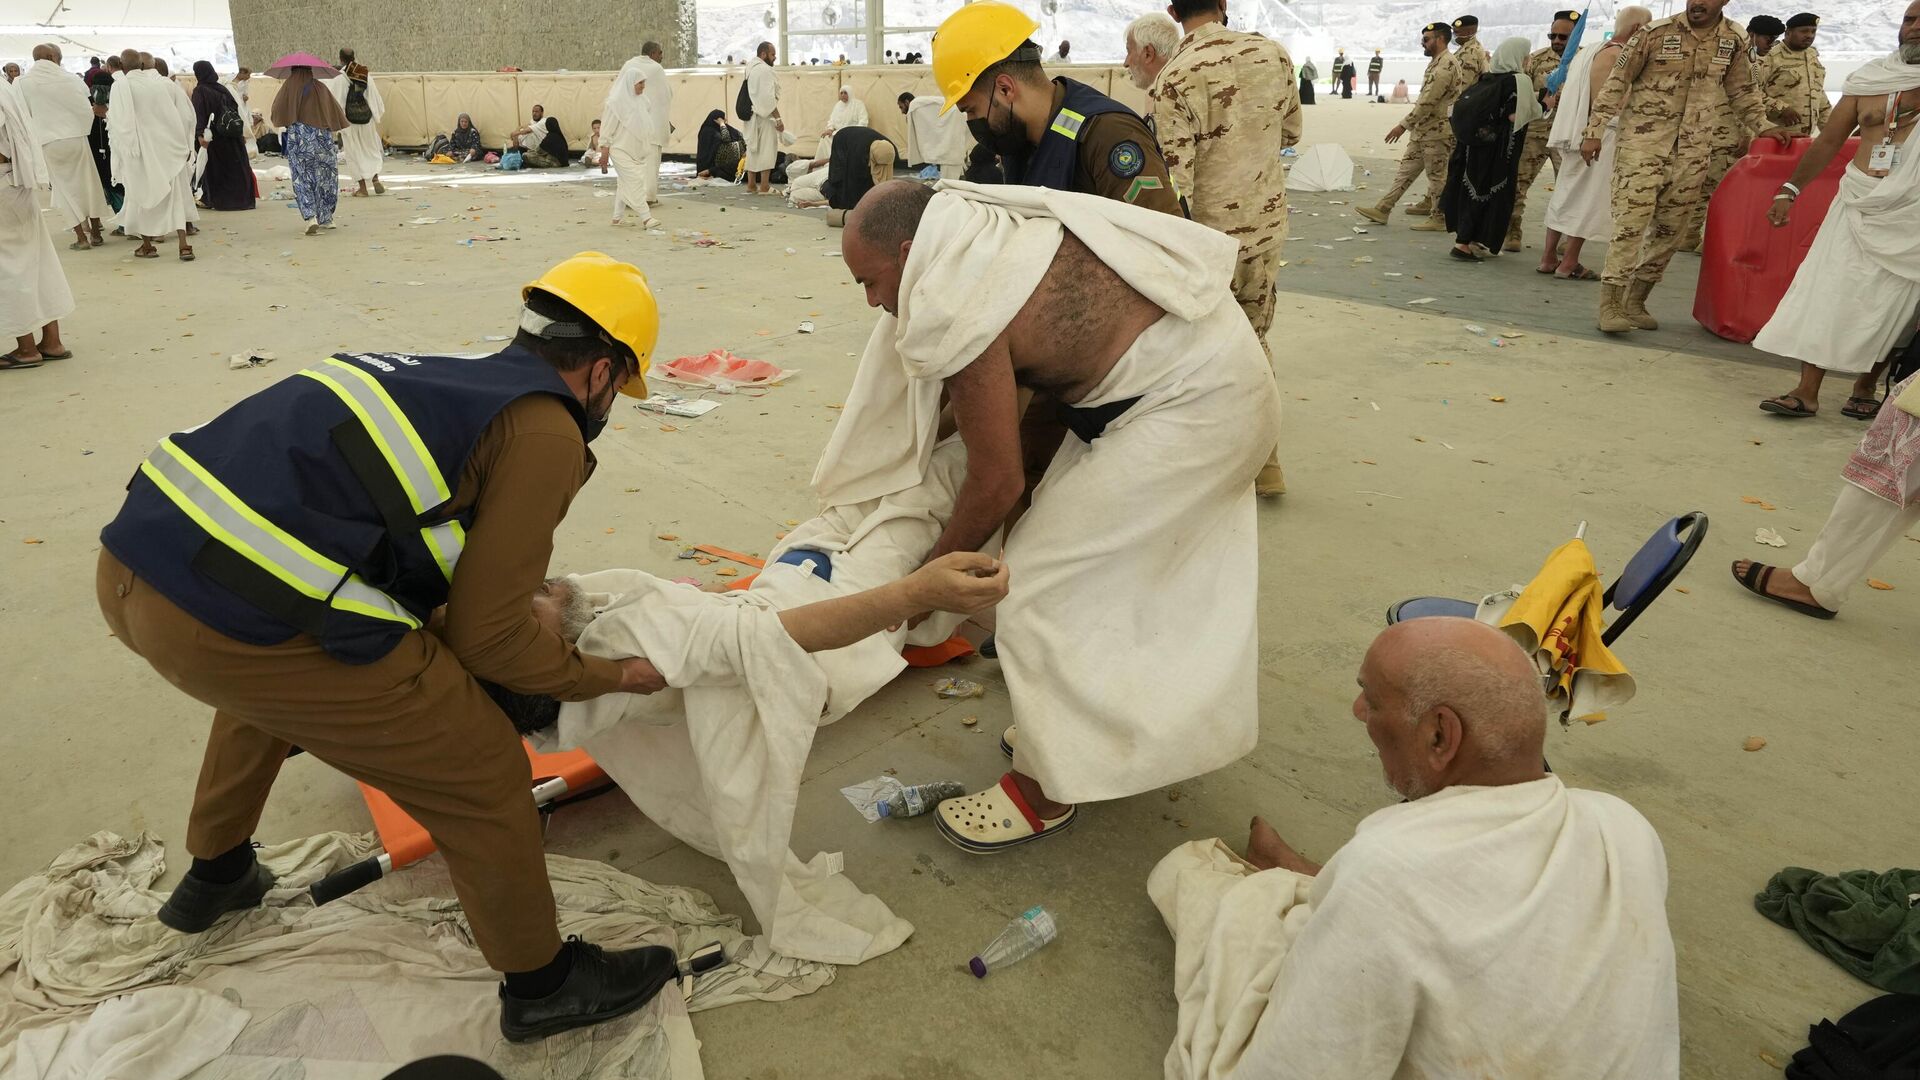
[344,78,373,125]
[735,80,753,122]
[212,107,245,140]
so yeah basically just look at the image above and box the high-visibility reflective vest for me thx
[1006,77,1145,193]
[101,348,586,664]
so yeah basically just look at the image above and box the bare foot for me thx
[1731,560,1821,607]
[1245,816,1323,875]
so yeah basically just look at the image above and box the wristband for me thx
[1779,181,1801,198]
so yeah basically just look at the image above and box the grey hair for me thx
[1616,6,1654,35]
[1397,638,1547,762]
[1126,14,1181,60]
[543,577,597,643]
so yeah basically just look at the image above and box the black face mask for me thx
[972,93,1030,161]
[581,366,619,443]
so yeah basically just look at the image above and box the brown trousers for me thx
[96,550,561,972]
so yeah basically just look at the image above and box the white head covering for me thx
[1842,49,1920,96]
[1493,36,1545,130]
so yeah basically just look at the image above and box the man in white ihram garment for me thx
[1754,4,1920,421]
[822,86,868,139]
[1,73,76,369]
[17,43,111,250]
[602,41,672,229]
[1538,7,1652,280]
[1148,617,1680,1079]
[325,47,385,197]
[1733,6,1920,618]
[743,40,784,195]
[831,180,1281,853]
[108,50,195,261]
[901,91,967,180]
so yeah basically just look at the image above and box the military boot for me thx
[1408,197,1433,216]
[1355,203,1390,225]
[1409,214,1448,232]
[1503,222,1523,252]
[1597,284,1634,334]
[1623,279,1660,330]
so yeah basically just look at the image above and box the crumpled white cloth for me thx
[543,443,972,965]
[2,986,249,1080]
[0,831,834,1080]
[0,81,49,192]
[1148,778,1679,1080]
[810,179,1239,508]
[903,96,964,168]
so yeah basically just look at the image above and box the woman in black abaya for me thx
[1439,37,1543,261]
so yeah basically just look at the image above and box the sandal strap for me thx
[997,773,1047,834]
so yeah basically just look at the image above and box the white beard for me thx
[1127,63,1153,90]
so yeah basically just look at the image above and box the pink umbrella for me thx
[264,52,339,79]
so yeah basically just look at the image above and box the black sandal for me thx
[1759,394,1817,417]
[1732,561,1837,620]
[0,353,44,371]
[1449,247,1482,262]
[1842,396,1882,420]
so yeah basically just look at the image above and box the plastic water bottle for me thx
[968,905,1058,978]
[876,780,967,819]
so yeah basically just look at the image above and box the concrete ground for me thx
[1,96,1911,1079]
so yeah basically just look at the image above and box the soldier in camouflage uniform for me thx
[1683,15,1782,251]
[1152,0,1301,497]
[1762,13,1831,136]
[1358,22,1467,230]
[1453,15,1491,77]
[1507,10,1579,250]
[1581,0,1787,334]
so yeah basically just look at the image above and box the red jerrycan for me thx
[1693,134,1859,343]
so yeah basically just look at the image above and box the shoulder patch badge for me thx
[1109,140,1146,179]
[1124,175,1165,203]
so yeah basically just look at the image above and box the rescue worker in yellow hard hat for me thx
[932,0,1184,215]
[95,252,681,1043]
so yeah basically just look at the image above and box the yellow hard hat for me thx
[931,1,1041,115]
[522,251,658,399]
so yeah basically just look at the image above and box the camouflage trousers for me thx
[1508,126,1558,241]
[1231,243,1286,471]
[1601,146,1707,288]
[1379,132,1452,212]
[1682,137,1745,247]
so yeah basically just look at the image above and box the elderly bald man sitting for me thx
[1150,617,1679,1079]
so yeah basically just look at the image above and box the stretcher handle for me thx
[309,852,392,906]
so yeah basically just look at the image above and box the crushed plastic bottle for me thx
[969,905,1058,978]
[934,677,985,699]
[840,776,965,822]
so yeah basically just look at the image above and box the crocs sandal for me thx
[999,725,1017,760]
[936,774,1076,855]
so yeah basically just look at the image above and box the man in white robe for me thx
[601,42,671,227]
[830,180,1281,853]
[17,44,110,249]
[0,76,75,368]
[822,86,868,139]
[1149,617,1680,1079]
[325,48,384,196]
[902,92,967,180]
[1540,7,1650,278]
[744,41,783,194]
[106,51,194,259]
[1756,20,1920,419]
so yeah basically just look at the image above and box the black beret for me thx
[1785,12,1819,27]
[1747,15,1786,35]
[1452,15,1479,28]
[1423,21,1452,34]
[1553,9,1580,21]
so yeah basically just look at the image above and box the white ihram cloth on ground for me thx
[745,58,780,172]
[1148,777,1680,1080]
[17,59,111,231]
[605,55,671,218]
[905,95,966,176]
[106,70,193,238]
[811,180,1280,803]
[325,71,385,182]
[1755,52,1920,374]
[1546,44,1615,241]
[0,82,74,340]
[826,95,869,133]
[539,443,971,965]
[0,830,836,1080]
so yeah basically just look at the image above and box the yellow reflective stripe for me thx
[1050,107,1086,140]
[299,358,466,583]
[143,438,422,629]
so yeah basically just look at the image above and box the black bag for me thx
[735,81,753,122]
[345,79,373,125]
[212,108,245,140]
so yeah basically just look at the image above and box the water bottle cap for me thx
[876,801,893,818]
[969,956,988,978]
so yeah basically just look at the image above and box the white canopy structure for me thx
[1,0,235,73]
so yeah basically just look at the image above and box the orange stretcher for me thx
[308,743,613,905]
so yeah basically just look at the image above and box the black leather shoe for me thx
[156,862,275,932]
[499,939,679,1043]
